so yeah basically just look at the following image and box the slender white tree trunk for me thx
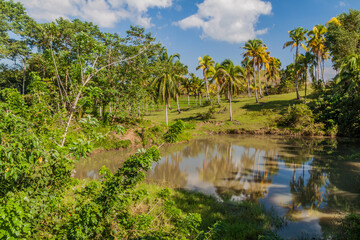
[229,83,232,121]
[253,61,259,103]
[247,75,251,97]
[258,65,263,98]
[165,100,168,126]
[176,94,181,113]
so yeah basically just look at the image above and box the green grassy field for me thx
[144,90,310,133]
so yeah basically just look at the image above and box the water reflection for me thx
[75,135,360,239]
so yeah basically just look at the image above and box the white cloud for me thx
[175,0,272,43]
[16,0,172,28]
[339,1,346,7]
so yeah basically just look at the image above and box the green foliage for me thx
[335,214,360,240]
[136,125,165,146]
[277,104,324,135]
[197,106,216,120]
[164,120,185,143]
[326,10,360,70]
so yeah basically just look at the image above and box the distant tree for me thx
[197,55,215,102]
[283,27,308,100]
[243,39,265,103]
[214,59,244,121]
[151,50,180,126]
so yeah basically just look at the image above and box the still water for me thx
[75,135,360,239]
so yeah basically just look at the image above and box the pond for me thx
[75,135,360,239]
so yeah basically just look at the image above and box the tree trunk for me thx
[204,69,210,101]
[247,75,251,97]
[264,68,269,96]
[258,65,263,98]
[229,83,233,121]
[199,93,202,105]
[253,61,259,103]
[321,57,325,85]
[295,46,300,100]
[187,93,190,107]
[217,84,221,105]
[176,93,181,113]
[165,99,168,126]
[304,70,308,104]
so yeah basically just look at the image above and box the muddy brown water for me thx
[75,135,360,239]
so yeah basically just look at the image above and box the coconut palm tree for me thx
[214,59,244,121]
[307,25,327,85]
[241,58,254,97]
[174,60,188,113]
[268,57,281,87]
[197,55,215,102]
[191,75,205,106]
[243,39,264,103]
[297,52,316,104]
[181,75,193,107]
[150,50,180,126]
[210,62,224,105]
[283,27,308,99]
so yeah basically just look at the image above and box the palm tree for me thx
[241,58,254,98]
[181,75,193,107]
[197,55,215,102]
[174,60,188,113]
[297,52,316,104]
[214,59,244,121]
[283,27,308,100]
[307,25,327,86]
[211,62,224,105]
[243,39,264,103]
[150,50,180,126]
[191,75,205,106]
[268,57,281,88]
[262,51,271,95]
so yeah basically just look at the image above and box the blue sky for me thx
[17,0,360,79]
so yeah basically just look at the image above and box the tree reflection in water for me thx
[75,135,360,238]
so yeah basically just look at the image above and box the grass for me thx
[145,90,312,134]
[132,182,284,239]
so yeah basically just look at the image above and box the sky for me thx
[16,0,360,80]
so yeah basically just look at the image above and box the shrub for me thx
[277,104,324,135]
[164,120,185,143]
[335,214,360,240]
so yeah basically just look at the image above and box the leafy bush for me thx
[335,214,360,240]
[197,106,216,120]
[277,104,324,135]
[136,125,165,146]
[164,120,185,143]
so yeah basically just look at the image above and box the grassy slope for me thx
[145,90,309,134]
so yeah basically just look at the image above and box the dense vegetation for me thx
[1,0,360,238]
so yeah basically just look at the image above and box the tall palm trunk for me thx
[217,84,221,105]
[204,69,210,101]
[264,68,269,96]
[321,57,325,85]
[176,93,181,113]
[253,61,259,103]
[304,70,308,104]
[165,98,169,126]
[258,64,263,98]
[295,46,300,100]
[228,83,233,121]
[187,93,190,107]
[247,75,252,97]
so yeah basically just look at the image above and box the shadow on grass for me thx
[242,98,302,113]
[171,189,284,240]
